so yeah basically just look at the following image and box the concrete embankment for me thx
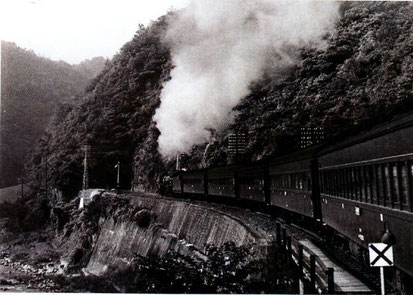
[85,194,271,275]
[0,185,29,204]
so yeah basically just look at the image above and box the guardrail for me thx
[296,242,335,294]
[275,222,335,294]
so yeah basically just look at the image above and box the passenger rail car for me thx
[269,151,321,220]
[318,112,413,277]
[207,165,237,198]
[181,169,206,196]
[172,174,182,194]
[238,163,267,203]
[170,111,413,287]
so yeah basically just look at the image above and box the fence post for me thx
[310,254,316,292]
[276,222,281,246]
[298,245,304,294]
[298,245,303,275]
[286,236,292,265]
[327,267,335,294]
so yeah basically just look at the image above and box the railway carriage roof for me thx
[318,111,413,157]
[266,145,323,166]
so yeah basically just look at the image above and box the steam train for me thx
[172,111,413,288]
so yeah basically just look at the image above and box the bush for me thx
[97,242,297,293]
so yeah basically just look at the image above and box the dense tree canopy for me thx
[25,2,413,198]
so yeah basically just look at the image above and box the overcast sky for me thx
[0,0,189,64]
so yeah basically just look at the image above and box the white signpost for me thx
[369,243,394,295]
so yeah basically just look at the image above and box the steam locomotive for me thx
[172,111,413,287]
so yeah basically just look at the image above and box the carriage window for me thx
[371,165,378,204]
[326,171,330,194]
[377,165,384,206]
[400,162,409,209]
[365,166,372,204]
[337,169,343,198]
[299,173,304,190]
[391,164,400,208]
[346,168,352,199]
[332,170,336,196]
[318,171,324,194]
[409,162,413,211]
[339,169,344,198]
[399,163,409,208]
[350,168,356,200]
[331,171,334,195]
[355,167,361,201]
[328,171,332,195]
[359,167,365,202]
[185,178,203,185]
[209,178,234,186]
[342,169,346,198]
[336,169,341,198]
[384,164,391,207]
[334,170,339,197]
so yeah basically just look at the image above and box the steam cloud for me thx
[153,0,339,158]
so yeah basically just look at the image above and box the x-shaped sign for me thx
[369,243,393,267]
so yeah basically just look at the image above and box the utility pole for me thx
[115,161,120,189]
[176,154,180,171]
[82,145,89,190]
[44,155,48,199]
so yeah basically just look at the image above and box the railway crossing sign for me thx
[369,243,393,267]
[369,243,394,295]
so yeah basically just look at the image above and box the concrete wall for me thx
[0,184,29,204]
[86,197,269,275]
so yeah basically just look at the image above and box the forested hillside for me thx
[0,42,106,188]
[24,17,173,198]
[73,57,109,80]
[25,2,413,198]
[231,1,413,159]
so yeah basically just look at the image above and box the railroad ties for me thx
[276,223,373,294]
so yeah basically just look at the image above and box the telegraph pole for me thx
[176,154,180,171]
[115,161,120,189]
[82,145,89,190]
[44,155,48,199]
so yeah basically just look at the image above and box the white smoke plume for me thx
[153,0,339,158]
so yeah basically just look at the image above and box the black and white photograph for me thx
[0,0,412,293]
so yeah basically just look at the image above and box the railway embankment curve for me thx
[84,191,271,275]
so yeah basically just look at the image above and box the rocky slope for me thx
[0,192,294,293]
